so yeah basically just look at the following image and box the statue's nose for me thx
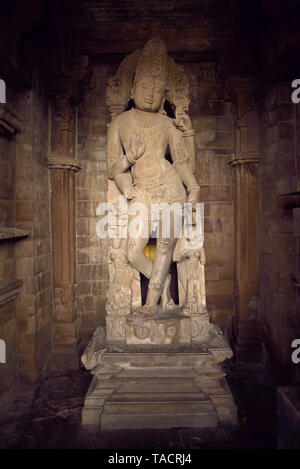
[146,89,154,99]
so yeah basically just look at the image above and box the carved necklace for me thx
[129,108,163,130]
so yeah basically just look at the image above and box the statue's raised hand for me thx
[173,112,192,133]
[128,133,146,163]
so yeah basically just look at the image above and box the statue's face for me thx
[132,77,164,112]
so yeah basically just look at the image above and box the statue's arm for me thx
[183,131,195,174]
[106,118,136,198]
[169,124,200,202]
[173,114,196,173]
[114,173,136,199]
[107,119,130,179]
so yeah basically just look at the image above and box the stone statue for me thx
[81,37,237,429]
[106,37,200,323]
[178,246,207,315]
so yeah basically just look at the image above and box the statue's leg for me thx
[126,197,153,279]
[126,236,152,279]
[145,236,177,309]
[146,207,182,310]
[127,236,177,323]
[126,201,183,322]
[161,272,175,309]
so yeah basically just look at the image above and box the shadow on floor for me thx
[0,359,277,449]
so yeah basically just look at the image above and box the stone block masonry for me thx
[0,82,52,404]
[258,83,300,377]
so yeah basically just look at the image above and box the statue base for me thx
[106,306,211,345]
[81,323,237,430]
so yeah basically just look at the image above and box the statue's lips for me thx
[144,99,153,104]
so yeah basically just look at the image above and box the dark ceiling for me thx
[1,0,300,88]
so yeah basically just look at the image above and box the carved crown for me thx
[106,37,190,119]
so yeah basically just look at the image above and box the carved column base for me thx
[50,282,80,371]
[51,320,80,371]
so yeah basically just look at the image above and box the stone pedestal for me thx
[81,323,237,430]
[106,307,210,345]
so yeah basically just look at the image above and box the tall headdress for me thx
[133,37,167,86]
[106,36,190,119]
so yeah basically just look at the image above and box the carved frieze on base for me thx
[125,317,191,345]
[106,308,210,345]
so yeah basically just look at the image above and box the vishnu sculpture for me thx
[81,37,237,428]
[104,36,208,342]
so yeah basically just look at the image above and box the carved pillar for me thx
[227,76,260,357]
[46,54,91,369]
[47,157,81,369]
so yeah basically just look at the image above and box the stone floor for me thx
[0,359,278,449]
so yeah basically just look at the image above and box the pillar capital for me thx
[45,51,92,157]
[46,156,81,172]
[229,157,259,167]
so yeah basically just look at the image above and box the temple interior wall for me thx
[0,80,52,404]
[0,87,18,403]
[258,83,300,380]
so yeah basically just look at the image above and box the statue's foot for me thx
[127,305,158,324]
[161,273,175,310]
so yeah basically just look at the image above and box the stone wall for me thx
[0,86,18,404]
[76,62,235,345]
[0,79,53,404]
[14,87,52,384]
[188,63,235,332]
[76,66,113,346]
[259,83,299,380]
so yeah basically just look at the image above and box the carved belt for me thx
[133,165,178,190]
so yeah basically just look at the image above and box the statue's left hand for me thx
[174,112,192,133]
[187,187,200,210]
[124,186,137,200]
